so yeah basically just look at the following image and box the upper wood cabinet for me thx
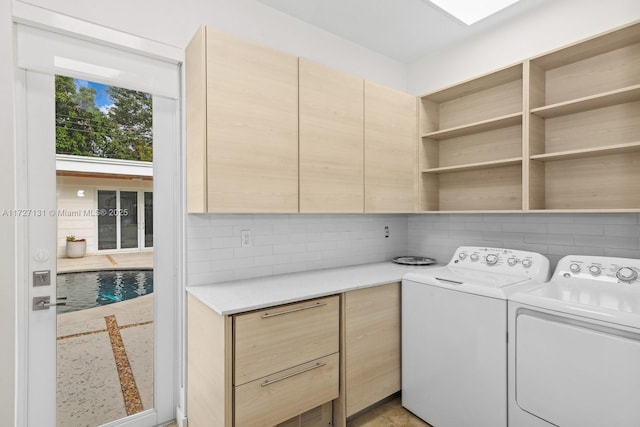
[186,26,299,213]
[364,82,417,213]
[299,59,365,213]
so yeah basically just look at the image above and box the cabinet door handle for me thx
[261,301,326,319]
[261,362,326,387]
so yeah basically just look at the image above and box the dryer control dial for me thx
[470,253,479,262]
[588,265,601,276]
[507,257,518,266]
[522,259,533,268]
[458,252,467,260]
[616,267,638,282]
[569,263,581,273]
[485,254,499,265]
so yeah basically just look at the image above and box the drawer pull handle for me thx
[261,362,326,387]
[261,301,326,319]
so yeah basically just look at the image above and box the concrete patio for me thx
[56,252,155,427]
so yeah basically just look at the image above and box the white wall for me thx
[0,0,16,423]
[408,0,640,94]
[16,0,408,91]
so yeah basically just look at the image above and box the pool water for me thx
[56,270,153,314]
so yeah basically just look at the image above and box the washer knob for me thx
[569,263,581,273]
[485,254,499,265]
[507,257,518,266]
[458,253,467,260]
[522,259,533,268]
[470,254,479,262]
[616,267,638,282]
[588,265,601,276]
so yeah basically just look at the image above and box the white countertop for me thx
[186,261,439,315]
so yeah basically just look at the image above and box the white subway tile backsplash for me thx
[546,245,605,256]
[575,235,638,250]
[187,213,640,285]
[604,248,640,259]
[604,224,640,237]
[573,213,638,224]
[548,223,603,236]
[407,213,640,269]
[187,214,407,285]
[502,223,548,234]
[524,233,574,246]
[233,245,274,258]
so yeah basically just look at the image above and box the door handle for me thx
[33,296,67,311]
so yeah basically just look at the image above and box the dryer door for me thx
[516,313,640,427]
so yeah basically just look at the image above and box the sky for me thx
[74,79,114,113]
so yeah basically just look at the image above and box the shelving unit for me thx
[419,63,524,212]
[527,21,640,211]
[418,20,640,213]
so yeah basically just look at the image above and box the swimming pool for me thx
[56,270,153,314]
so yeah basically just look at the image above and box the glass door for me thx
[18,23,179,427]
[97,190,152,252]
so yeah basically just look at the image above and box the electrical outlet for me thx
[241,229,252,248]
[385,226,390,238]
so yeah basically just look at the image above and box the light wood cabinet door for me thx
[364,81,417,213]
[186,26,299,213]
[345,283,401,417]
[234,296,340,386]
[299,59,364,213]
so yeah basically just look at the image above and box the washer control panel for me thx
[449,246,550,281]
[554,255,640,285]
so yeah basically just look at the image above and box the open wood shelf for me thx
[421,113,522,140]
[418,21,640,213]
[531,85,640,119]
[423,157,522,174]
[530,141,640,162]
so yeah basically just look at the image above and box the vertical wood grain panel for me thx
[185,26,207,213]
[299,59,364,213]
[205,27,299,212]
[345,283,401,417]
[364,81,416,213]
[187,294,232,427]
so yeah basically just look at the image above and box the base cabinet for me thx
[344,283,401,417]
[187,282,402,426]
[187,294,339,427]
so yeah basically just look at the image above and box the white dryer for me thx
[402,246,550,427]
[508,255,640,427]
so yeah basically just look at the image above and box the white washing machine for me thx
[402,246,550,427]
[508,255,640,427]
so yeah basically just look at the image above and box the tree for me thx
[107,86,153,161]
[55,76,153,161]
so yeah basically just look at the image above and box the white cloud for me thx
[99,104,115,114]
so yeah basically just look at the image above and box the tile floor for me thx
[347,398,431,427]
[159,398,429,427]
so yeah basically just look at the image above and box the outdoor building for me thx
[56,154,153,257]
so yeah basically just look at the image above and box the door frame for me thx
[14,15,185,427]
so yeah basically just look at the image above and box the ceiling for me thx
[256,0,550,63]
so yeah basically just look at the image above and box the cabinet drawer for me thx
[234,353,339,427]
[234,296,339,385]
